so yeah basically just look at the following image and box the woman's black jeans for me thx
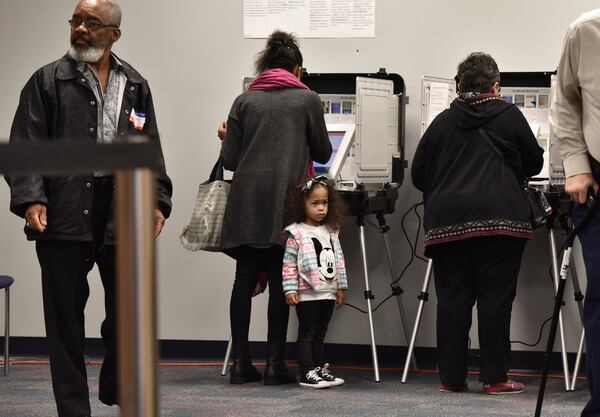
[428,236,526,385]
[229,246,289,349]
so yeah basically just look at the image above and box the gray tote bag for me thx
[180,159,230,251]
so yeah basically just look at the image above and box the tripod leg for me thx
[221,336,233,376]
[381,229,418,370]
[570,329,586,391]
[358,222,380,382]
[568,258,586,391]
[549,228,571,390]
[402,258,433,383]
[535,247,572,417]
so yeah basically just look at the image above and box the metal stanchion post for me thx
[116,168,158,417]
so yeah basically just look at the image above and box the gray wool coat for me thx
[220,88,332,249]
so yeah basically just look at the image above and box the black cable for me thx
[343,294,396,314]
[342,201,425,314]
[411,202,428,263]
[511,317,553,347]
[503,263,559,348]
[342,303,368,314]
[373,293,395,312]
[390,201,423,286]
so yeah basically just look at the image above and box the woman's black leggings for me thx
[229,246,289,347]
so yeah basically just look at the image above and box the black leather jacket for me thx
[5,54,173,243]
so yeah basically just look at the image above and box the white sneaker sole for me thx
[325,379,345,387]
[299,382,331,389]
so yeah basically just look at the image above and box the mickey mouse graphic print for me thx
[314,236,337,283]
[306,225,338,285]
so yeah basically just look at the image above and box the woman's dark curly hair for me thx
[284,176,347,230]
[456,52,500,93]
[254,30,303,75]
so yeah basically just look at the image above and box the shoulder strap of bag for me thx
[477,127,525,187]
[204,158,225,184]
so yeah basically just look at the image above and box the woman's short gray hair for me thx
[456,52,500,93]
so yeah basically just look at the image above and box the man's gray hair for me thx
[104,0,122,27]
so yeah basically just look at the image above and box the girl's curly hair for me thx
[284,176,347,230]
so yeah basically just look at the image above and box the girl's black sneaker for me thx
[299,367,331,389]
[318,363,344,386]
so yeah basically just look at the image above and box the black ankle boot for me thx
[230,343,262,384]
[264,343,296,385]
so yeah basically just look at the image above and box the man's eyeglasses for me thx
[68,17,119,31]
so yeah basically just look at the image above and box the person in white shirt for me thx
[550,9,600,417]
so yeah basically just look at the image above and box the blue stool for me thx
[0,275,13,376]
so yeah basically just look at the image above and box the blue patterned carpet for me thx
[0,360,590,417]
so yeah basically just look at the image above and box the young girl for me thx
[283,176,348,388]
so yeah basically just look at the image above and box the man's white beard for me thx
[68,45,105,63]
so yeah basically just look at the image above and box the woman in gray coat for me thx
[220,30,332,385]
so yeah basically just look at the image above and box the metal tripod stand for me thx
[401,194,585,385]
[545,211,585,391]
[535,192,597,416]
[544,192,587,392]
[344,187,417,381]
[353,209,417,382]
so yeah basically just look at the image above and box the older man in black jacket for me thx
[4,1,172,416]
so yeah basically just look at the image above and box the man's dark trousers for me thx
[35,178,117,417]
[573,200,600,417]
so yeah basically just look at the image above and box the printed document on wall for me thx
[427,82,450,127]
[243,0,375,38]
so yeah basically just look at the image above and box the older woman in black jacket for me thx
[220,30,331,385]
[412,52,544,395]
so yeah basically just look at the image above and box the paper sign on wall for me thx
[243,0,375,38]
[427,82,450,127]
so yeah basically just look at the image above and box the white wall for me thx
[0,0,596,353]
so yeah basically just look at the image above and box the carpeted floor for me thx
[0,359,590,417]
